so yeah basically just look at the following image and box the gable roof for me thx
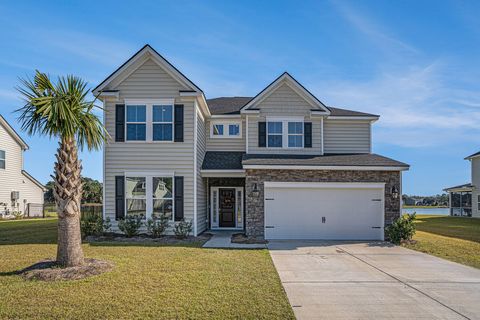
[22,170,47,191]
[443,183,472,192]
[92,44,203,95]
[206,97,378,117]
[465,150,480,160]
[240,72,330,114]
[0,115,29,150]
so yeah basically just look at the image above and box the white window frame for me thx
[152,105,174,142]
[266,117,304,149]
[124,172,175,222]
[125,99,175,143]
[125,105,147,142]
[266,121,283,148]
[0,150,5,169]
[210,120,242,139]
[287,121,304,148]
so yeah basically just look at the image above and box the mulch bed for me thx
[231,233,268,244]
[85,233,212,245]
[19,258,114,282]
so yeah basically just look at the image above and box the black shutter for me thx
[115,104,125,142]
[258,122,266,147]
[174,176,184,221]
[174,104,184,142]
[115,176,125,220]
[304,122,312,148]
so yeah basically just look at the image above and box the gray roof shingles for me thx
[201,152,409,170]
[201,151,245,170]
[242,153,409,168]
[205,97,378,117]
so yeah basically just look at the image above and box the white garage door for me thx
[264,182,385,240]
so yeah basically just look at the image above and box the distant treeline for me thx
[44,177,102,204]
[402,194,449,206]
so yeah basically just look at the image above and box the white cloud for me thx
[0,89,18,101]
[312,62,480,147]
[42,31,135,67]
[330,0,418,55]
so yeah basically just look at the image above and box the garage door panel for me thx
[265,184,384,240]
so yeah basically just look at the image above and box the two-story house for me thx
[94,45,409,240]
[0,115,46,217]
[444,151,480,217]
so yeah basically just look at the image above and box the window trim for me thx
[0,149,5,169]
[287,121,304,148]
[210,120,242,139]
[266,117,305,149]
[124,100,175,143]
[124,172,175,222]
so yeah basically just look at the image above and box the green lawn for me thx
[0,219,294,320]
[403,215,480,269]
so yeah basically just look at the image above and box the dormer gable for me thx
[240,72,330,116]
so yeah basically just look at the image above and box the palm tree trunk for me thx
[53,137,84,267]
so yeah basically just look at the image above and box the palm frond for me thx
[16,70,107,151]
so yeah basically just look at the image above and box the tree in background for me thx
[45,177,103,204]
[17,71,107,267]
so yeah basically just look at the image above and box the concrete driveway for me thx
[268,241,480,320]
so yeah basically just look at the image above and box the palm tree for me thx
[16,71,106,267]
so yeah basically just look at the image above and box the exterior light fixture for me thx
[251,183,259,197]
[391,186,399,199]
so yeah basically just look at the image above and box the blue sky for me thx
[0,0,479,195]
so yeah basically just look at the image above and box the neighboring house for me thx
[444,151,480,217]
[94,44,409,240]
[0,115,46,217]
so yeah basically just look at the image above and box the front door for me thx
[219,188,236,228]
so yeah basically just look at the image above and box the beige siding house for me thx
[0,116,46,217]
[95,45,409,239]
[444,151,480,218]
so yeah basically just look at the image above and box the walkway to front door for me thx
[210,186,244,230]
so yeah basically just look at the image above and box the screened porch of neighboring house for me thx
[444,183,472,217]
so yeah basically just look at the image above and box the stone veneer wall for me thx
[245,169,401,238]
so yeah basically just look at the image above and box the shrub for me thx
[386,213,416,244]
[173,219,193,239]
[80,212,102,237]
[80,213,111,237]
[146,214,170,238]
[118,215,143,237]
[103,217,112,233]
[12,211,24,219]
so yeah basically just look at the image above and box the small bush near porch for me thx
[0,219,294,319]
[403,215,480,269]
